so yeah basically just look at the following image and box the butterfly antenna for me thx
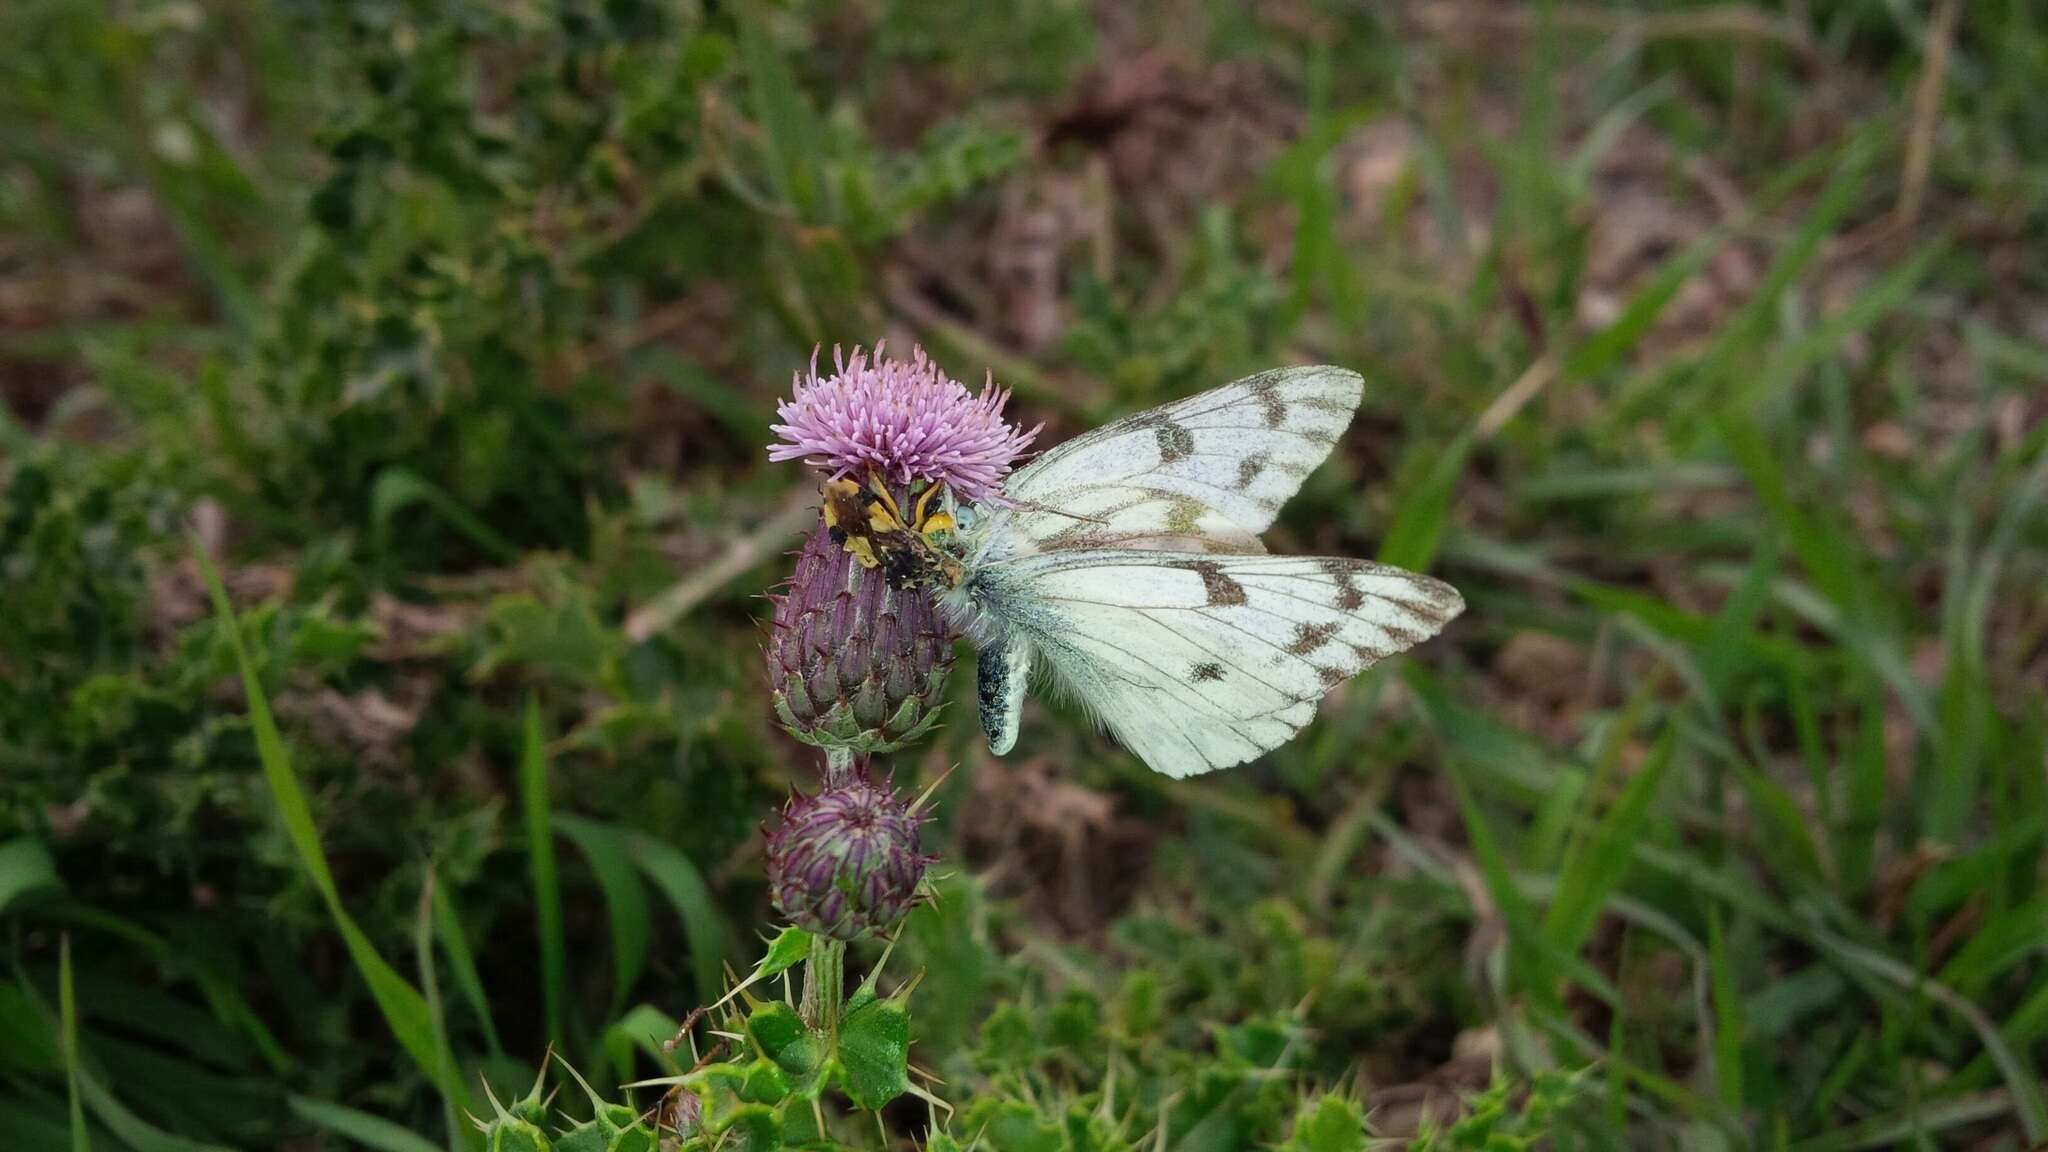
[1010,496,1109,525]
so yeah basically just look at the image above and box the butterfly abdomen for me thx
[975,632,1032,756]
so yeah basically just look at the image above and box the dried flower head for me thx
[767,343,1039,506]
[766,765,929,941]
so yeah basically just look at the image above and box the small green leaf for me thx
[0,838,60,915]
[603,1123,656,1152]
[756,926,813,980]
[704,1102,778,1152]
[1283,1096,1367,1152]
[745,1002,823,1096]
[962,1098,1060,1152]
[835,995,909,1110]
[486,1124,550,1152]
[735,1057,788,1103]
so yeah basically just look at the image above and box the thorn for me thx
[549,1048,607,1110]
[892,965,929,1003]
[906,763,956,817]
[480,1077,511,1120]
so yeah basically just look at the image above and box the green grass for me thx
[3,0,2046,1148]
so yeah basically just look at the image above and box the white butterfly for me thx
[944,366,1464,778]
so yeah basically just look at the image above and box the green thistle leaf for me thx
[1282,1097,1368,1152]
[746,1002,825,1097]
[834,995,909,1110]
[757,926,814,980]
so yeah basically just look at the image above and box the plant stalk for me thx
[802,933,846,1045]
[822,744,856,785]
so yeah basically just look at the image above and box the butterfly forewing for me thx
[971,550,1463,778]
[1000,367,1365,554]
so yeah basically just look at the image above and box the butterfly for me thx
[937,366,1465,779]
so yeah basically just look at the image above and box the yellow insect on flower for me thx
[819,475,965,591]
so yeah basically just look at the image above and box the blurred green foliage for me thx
[4,0,2048,1149]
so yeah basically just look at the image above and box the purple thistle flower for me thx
[767,343,1040,505]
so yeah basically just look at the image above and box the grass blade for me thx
[196,546,460,1103]
[616,828,729,1002]
[1542,726,1676,959]
[26,963,229,1152]
[1722,418,1933,732]
[554,817,653,1023]
[520,695,567,1050]
[1732,238,1946,416]
[1676,136,1873,422]
[737,12,824,220]
[601,1003,684,1085]
[429,884,503,1059]
[370,467,519,569]
[414,866,468,1152]
[61,937,88,1152]
[287,1097,443,1152]
[1706,909,1743,1113]
[1441,754,1619,1011]
[1377,431,1471,572]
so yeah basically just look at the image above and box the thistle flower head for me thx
[767,522,956,752]
[766,764,930,941]
[767,343,1039,506]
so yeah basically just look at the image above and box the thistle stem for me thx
[802,933,846,1045]
[822,745,856,786]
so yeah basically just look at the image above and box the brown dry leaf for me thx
[1578,126,1759,348]
[368,594,476,662]
[606,283,742,476]
[960,752,1150,933]
[1362,1083,1457,1140]
[1343,118,1418,229]
[986,166,1110,352]
[148,555,295,641]
[273,684,429,769]
[1492,630,1591,742]
[1862,421,1913,460]
[1365,1025,1499,1137]
[1044,50,1297,225]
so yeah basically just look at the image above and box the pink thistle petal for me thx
[766,343,1039,505]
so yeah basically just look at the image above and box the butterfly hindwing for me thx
[1000,367,1365,554]
[969,550,1463,778]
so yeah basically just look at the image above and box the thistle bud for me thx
[766,522,953,753]
[766,766,929,940]
[661,1089,702,1141]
